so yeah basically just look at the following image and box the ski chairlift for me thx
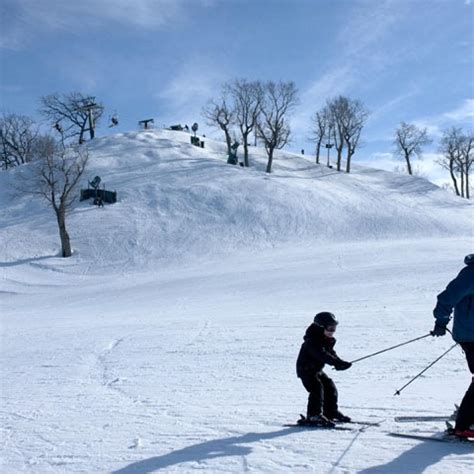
[89,176,101,190]
[139,118,154,130]
[108,112,119,128]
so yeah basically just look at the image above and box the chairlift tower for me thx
[76,96,100,140]
[325,143,334,167]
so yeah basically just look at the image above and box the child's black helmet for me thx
[465,254,474,265]
[314,312,338,328]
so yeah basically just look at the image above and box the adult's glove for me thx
[431,321,447,337]
[334,360,352,371]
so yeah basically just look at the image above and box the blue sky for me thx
[1,0,473,183]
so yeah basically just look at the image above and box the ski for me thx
[394,415,455,423]
[284,414,353,430]
[283,423,353,431]
[388,432,473,444]
[337,420,382,427]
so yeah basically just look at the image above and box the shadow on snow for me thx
[111,428,295,473]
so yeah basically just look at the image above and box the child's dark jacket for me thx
[296,323,344,377]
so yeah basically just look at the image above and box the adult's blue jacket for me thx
[433,260,474,342]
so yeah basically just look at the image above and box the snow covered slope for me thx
[1,130,473,473]
[1,129,472,274]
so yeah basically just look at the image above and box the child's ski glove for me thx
[334,360,352,371]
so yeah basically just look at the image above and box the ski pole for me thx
[350,333,432,364]
[394,342,459,396]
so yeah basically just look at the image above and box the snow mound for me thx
[1,129,472,273]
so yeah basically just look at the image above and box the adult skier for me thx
[432,254,474,438]
[296,312,352,427]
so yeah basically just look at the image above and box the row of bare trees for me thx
[438,127,473,199]
[203,79,299,173]
[392,122,473,199]
[311,96,369,173]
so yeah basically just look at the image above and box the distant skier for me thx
[296,312,352,427]
[432,254,474,439]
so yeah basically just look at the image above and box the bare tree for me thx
[28,136,89,257]
[257,81,299,173]
[326,96,368,172]
[393,122,430,176]
[340,99,369,173]
[438,127,463,197]
[226,79,263,167]
[460,133,473,199]
[310,107,331,165]
[0,113,39,169]
[325,101,344,171]
[203,93,235,155]
[440,128,474,199]
[39,92,104,144]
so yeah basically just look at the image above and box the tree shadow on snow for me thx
[358,438,470,474]
[111,428,295,473]
[0,255,57,267]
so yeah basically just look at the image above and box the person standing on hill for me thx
[296,312,352,427]
[432,254,474,439]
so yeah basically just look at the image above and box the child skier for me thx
[296,312,352,427]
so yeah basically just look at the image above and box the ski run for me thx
[1,130,473,472]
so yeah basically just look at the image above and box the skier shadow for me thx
[358,439,470,474]
[111,428,295,474]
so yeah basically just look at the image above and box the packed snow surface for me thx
[1,130,473,472]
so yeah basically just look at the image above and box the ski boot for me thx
[454,427,474,439]
[446,421,474,439]
[303,414,336,428]
[325,410,351,423]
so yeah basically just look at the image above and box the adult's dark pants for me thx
[456,342,474,431]
[300,371,338,418]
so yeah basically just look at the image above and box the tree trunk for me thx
[225,130,232,155]
[460,169,465,198]
[346,149,352,173]
[266,148,274,173]
[466,169,470,199]
[449,159,460,196]
[404,152,413,175]
[242,132,250,167]
[336,147,343,171]
[315,139,322,164]
[56,207,72,257]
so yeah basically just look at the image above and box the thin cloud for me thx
[337,0,405,60]
[443,99,474,122]
[1,0,205,50]
[412,99,474,138]
[368,88,420,123]
[156,60,228,128]
[301,0,410,115]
